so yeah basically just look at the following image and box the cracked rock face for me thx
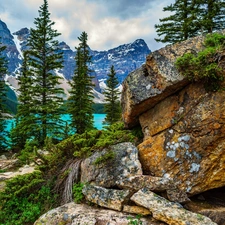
[138,82,225,195]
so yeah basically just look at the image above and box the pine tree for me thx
[0,42,8,151]
[198,0,225,33]
[68,32,94,134]
[10,51,36,150]
[155,0,200,44]
[155,0,225,44]
[103,65,121,125]
[26,0,65,145]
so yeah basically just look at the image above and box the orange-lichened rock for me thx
[138,82,225,195]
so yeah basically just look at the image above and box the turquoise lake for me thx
[6,114,106,132]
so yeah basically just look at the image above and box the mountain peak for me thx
[0,20,21,74]
[132,39,148,47]
[0,19,13,40]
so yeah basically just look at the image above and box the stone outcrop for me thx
[81,142,142,187]
[131,188,217,225]
[34,141,219,225]
[138,82,225,195]
[116,175,189,203]
[121,35,207,128]
[35,32,225,225]
[82,184,130,211]
[34,202,164,225]
[121,31,225,196]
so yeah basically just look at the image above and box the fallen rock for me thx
[116,175,174,192]
[121,34,211,128]
[82,184,130,211]
[116,175,189,203]
[80,142,142,187]
[34,202,165,225]
[138,82,225,195]
[131,188,217,225]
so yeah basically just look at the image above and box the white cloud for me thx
[0,0,174,51]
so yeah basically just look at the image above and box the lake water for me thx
[6,114,106,132]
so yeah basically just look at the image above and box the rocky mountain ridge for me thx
[0,20,150,91]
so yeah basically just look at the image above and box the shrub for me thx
[127,214,143,225]
[0,171,58,225]
[176,33,225,91]
[56,122,137,159]
[72,182,84,203]
[93,150,115,165]
[17,139,38,165]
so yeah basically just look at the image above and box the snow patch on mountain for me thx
[12,34,23,59]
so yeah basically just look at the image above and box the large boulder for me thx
[34,202,164,225]
[138,82,225,195]
[131,188,217,225]
[80,142,142,187]
[121,35,207,128]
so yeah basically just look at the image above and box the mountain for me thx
[0,20,22,75]
[0,20,151,102]
[11,26,151,84]
[90,39,150,83]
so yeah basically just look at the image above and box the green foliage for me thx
[155,0,199,44]
[72,182,84,203]
[92,103,105,114]
[57,122,137,159]
[93,150,115,165]
[0,42,9,151]
[131,125,144,141]
[37,137,67,174]
[68,31,94,134]
[58,129,101,158]
[155,0,225,44]
[0,171,57,225]
[94,122,136,149]
[198,0,225,34]
[5,85,17,114]
[104,65,121,125]
[17,139,38,164]
[175,33,225,91]
[127,215,143,225]
[14,0,65,148]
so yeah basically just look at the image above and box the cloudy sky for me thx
[0,0,174,51]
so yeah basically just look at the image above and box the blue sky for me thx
[0,0,173,51]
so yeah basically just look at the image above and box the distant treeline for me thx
[5,85,17,114]
[7,92,106,115]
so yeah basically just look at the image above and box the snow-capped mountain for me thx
[90,39,150,83]
[0,20,22,75]
[0,19,150,102]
